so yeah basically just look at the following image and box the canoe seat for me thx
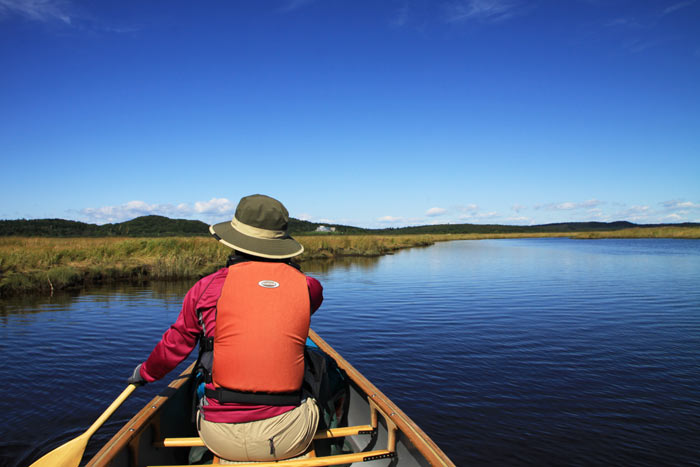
[150,399,397,466]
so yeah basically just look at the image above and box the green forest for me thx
[1,215,698,237]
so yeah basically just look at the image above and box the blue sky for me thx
[1,0,699,228]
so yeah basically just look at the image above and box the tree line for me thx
[1,215,697,237]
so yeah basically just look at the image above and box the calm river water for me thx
[1,238,699,466]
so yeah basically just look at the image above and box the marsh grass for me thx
[296,234,437,259]
[570,226,700,239]
[0,237,229,296]
[1,228,698,296]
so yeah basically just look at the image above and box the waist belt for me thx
[205,387,301,406]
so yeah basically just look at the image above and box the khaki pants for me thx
[197,398,319,462]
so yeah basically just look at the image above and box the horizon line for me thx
[1,215,698,230]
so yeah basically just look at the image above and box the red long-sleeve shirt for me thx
[139,265,323,423]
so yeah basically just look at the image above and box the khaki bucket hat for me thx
[209,194,304,259]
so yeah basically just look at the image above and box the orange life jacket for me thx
[206,261,310,404]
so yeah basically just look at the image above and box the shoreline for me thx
[1,228,698,297]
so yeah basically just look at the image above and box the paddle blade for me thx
[29,385,136,467]
[29,432,88,467]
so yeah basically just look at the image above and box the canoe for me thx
[87,329,455,466]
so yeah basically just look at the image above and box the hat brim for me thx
[209,222,304,259]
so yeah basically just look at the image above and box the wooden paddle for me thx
[29,384,137,467]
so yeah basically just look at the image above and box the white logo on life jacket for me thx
[258,280,280,288]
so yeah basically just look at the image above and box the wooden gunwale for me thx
[86,363,196,466]
[307,329,455,467]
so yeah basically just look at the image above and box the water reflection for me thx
[0,280,195,318]
[0,256,383,317]
[300,255,382,274]
[0,255,380,317]
[0,291,79,316]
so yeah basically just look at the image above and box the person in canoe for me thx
[127,194,324,462]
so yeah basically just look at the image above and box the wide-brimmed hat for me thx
[209,194,304,259]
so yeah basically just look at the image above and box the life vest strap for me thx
[200,336,214,352]
[205,387,302,406]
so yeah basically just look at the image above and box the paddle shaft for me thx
[85,384,137,438]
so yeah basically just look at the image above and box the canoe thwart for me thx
[156,423,377,448]
[314,424,376,439]
[155,437,204,448]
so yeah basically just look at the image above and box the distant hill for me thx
[0,216,697,237]
[0,215,347,237]
[371,221,700,235]
[114,215,209,236]
[0,218,105,237]
[0,216,209,237]
[369,221,641,235]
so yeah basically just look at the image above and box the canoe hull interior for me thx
[87,330,454,466]
[88,372,199,466]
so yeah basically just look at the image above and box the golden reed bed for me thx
[1,228,697,297]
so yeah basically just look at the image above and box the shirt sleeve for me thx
[139,279,207,382]
[307,276,324,314]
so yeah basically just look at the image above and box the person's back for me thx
[127,194,323,461]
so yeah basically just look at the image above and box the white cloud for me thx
[69,197,700,228]
[652,199,700,223]
[80,201,164,224]
[377,215,404,223]
[605,17,643,29]
[458,211,499,221]
[585,209,610,221]
[79,198,237,224]
[504,216,532,224]
[444,0,518,23]
[630,205,651,212]
[610,205,651,222]
[663,1,696,16]
[456,204,479,213]
[193,198,236,215]
[78,198,354,226]
[535,199,603,211]
[622,37,663,54]
[295,213,338,225]
[0,0,142,34]
[661,200,700,210]
[426,207,447,217]
[603,201,700,223]
[0,0,72,24]
[580,199,603,208]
